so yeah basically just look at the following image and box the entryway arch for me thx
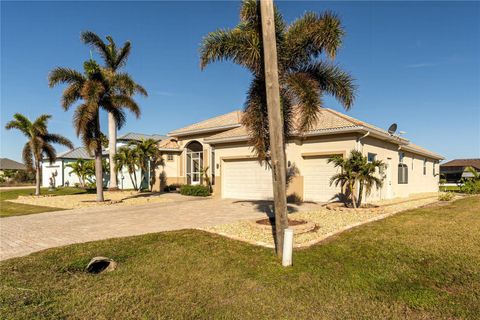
[185,141,203,185]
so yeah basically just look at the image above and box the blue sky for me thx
[1,1,479,162]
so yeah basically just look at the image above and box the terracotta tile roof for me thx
[203,107,443,160]
[169,110,242,136]
[441,159,480,170]
[157,139,181,150]
[0,158,26,170]
[205,108,360,142]
[401,143,443,160]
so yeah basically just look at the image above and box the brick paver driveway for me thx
[0,194,323,261]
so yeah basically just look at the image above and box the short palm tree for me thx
[114,146,140,190]
[65,158,97,187]
[65,159,89,187]
[5,113,73,195]
[49,59,142,202]
[128,139,161,191]
[355,155,384,207]
[328,154,358,207]
[329,150,384,208]
[200,0,355,160]
[81,31,147,190]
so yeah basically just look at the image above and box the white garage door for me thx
[222,159,273,200]
[303,156,340,202]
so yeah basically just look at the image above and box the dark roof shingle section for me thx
[0,158,26,170]
[441,159,480,170]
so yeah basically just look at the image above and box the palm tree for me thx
[200,0,355,161]
[355,155,384,207]
[65,159,90,187]
[329,150,384,208]
[128,139,160,191]
[5,113,73,195]
[114,146,140,190]
[65,158,102,188]
[81,31,147,190]
[49,59,141,202]
[328,154,358,208]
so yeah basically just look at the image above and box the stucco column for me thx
[108,112,118,189]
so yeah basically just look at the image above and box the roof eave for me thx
[169,124,242,137]
[399,145,444,160]
[158,148,183,152]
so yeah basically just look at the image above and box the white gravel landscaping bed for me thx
[8,191,172,209]
[202,195,443,248]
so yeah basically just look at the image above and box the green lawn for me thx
[1,197,479,319]
[0,187,88,218]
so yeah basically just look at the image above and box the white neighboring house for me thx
[42,132,167,189]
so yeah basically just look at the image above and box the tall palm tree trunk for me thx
[35,161,41,196]
[108,112,118,190]
[95,115,104,202]
[95,146,104,202]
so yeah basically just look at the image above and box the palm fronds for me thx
[5,113,73,194]
[200,0,356,161]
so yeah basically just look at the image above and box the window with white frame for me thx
[367,152,377,163]
[398,152,408,184]
[398,163,408,184]
[423,158,427,175]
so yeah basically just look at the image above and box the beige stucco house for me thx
[154,108,443,202]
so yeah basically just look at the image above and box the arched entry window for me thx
[186,141,203,185]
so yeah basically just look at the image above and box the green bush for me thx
[438,192,455,201]
[180,185,211,197]
[460,179,480,194]
[164,184,182,192]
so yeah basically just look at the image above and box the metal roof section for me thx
[117,132,168,142]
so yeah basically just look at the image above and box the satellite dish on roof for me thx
[387,123,397,135]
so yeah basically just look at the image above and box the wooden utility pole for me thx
[259,0,288,258]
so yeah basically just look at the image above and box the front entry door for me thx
[190,151,201,185]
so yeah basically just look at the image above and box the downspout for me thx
[356,131,370,152]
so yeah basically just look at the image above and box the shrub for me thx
[164,184,182,192]
[14,170,35,183]
[438,192,455,201]
[180,185,211,197]
[460,179,480,194]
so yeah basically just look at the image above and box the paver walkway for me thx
[0,194,323,261]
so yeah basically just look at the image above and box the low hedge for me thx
[164,184,183,192]
[180,185,211,197]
